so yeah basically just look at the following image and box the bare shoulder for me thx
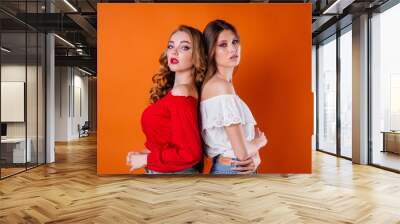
[171,84,198,99]
[201,76,234,100]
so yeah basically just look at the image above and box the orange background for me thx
[97,3,313,174]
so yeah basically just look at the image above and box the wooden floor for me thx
[1,135,400,223]
[1,167,26,178]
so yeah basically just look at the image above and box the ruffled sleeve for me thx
[200,94,256,130]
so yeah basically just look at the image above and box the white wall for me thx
[72,72,89,138]
[55,67,89,141]
[55,66,70,141]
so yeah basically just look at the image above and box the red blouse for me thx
[141,90,202,172]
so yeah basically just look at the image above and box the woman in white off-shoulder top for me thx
[201,20,267,174]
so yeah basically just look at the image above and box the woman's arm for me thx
[127,85,201,172]
[224,124,266,161]
[137,85,201,172]
[203,78,266,163]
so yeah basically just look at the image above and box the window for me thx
[370,2,400,171]
[317,35,337,154]
[339,28,352,158]
[0,1,47,179]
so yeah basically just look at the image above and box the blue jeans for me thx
[210,155,241,174]
[145,167,198,174]
[210,155,258,175]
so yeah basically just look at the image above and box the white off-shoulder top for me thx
[200,94,258,158]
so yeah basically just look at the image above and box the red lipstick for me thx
[170,57,179,64]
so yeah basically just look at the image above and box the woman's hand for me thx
[231,158,255,174]
[231,152,261,174]
[253,127,267,148]
[231,153,259,174]
[126,150,149,171]
[252,152,261,169]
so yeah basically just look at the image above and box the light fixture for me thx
[54,34,75,48]
[76,48,85,55]
[63,0,78,12]
[77,67,93,76]
[322,0,355,15]
[1,47,11,53]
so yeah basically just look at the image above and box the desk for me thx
[1,138,31,163]
[382,131,400,154]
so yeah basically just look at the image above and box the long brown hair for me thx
[202,19,240,81]
[149,25,207,104]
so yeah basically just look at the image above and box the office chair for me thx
[79,121,90,138]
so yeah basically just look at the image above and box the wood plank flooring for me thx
[0,135,400,223]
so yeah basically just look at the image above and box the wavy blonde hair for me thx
[149,25,207,104]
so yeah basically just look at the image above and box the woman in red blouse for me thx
[126,25,206,174]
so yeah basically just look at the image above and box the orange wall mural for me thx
[97,3,313,174]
